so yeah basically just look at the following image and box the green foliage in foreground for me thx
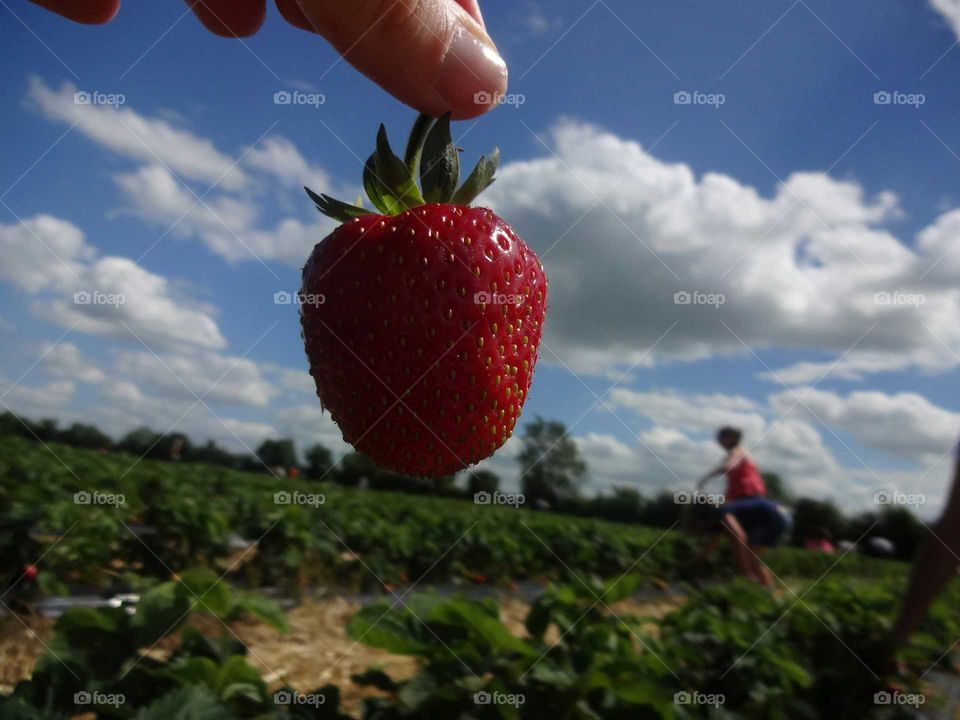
[351,575,951,719]
[0,570,347,720]
[1,436,905,594]
[6,571,953,719]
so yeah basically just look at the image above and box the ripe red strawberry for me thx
[300,114,547,477]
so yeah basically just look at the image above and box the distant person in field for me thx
[697,426,788,587]
[892,434,960,647]
[804,527,835,553]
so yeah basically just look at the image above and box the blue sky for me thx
[2,0,960,514]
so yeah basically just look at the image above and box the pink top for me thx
[805,539,835,553]
[724,454,766,501]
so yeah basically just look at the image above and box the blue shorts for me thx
[721,497,788,547]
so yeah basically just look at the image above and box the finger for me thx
[27,0,119,24]
[276,0,317,33]
[186,0,266,37]
[452,0,483,26]
[293,0,507,120]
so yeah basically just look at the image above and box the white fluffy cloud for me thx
[769,387,960,464]
[27,77,342,267]
[607,389,766,439]
[42,342,106,385]
[0,377,76,418]
[0,215,226,351]
[930,0,960,39]
[115,349,279,408]
[27,77,247,190]
[114,158,337,266]
[484,120,960,379]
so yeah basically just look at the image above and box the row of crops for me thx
[0,436,903,594]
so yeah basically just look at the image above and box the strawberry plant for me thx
[0,569,347,719]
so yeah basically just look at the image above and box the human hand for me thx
[27,0,507,119]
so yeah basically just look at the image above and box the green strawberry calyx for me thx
[305,113,500,222]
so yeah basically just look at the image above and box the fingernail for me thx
[437,23,508,112]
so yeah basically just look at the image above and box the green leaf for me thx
[451,147,500,205]
[229,590,289,633]
[397,670,439,712]
[133,687,233,720]
[175,568,232,617]
[601,573,641,604]
[347,600,433,656]
[132,581,192,647]
[363,153,397,215]
[403,113,436,175]
[420,113,459,204]
[304,186,367,222]
[374,124,424,210]
[427,601,536,656]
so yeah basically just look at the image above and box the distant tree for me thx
[589,487,643,523]
[256,438,298,470]
[877,506,924,560]
[0,412,27,438]
[518,417,587,508]
[466,470,500,498]
[791,498,845,546]
[31,418,59,442]
[118,427,162,456]
[304,443,334,480]
[428,474,458,496]
[639,489,683,529]
[60,423,112,449]
[844,511,879,543]
[190,440,241,468]
[336,451,380,487]
[761,472,790,503]
[155,433,190,461]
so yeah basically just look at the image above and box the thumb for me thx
[293,0,507,119]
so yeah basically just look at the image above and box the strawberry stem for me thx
[305,113,500,221]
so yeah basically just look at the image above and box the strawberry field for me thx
[2,436,958,718]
